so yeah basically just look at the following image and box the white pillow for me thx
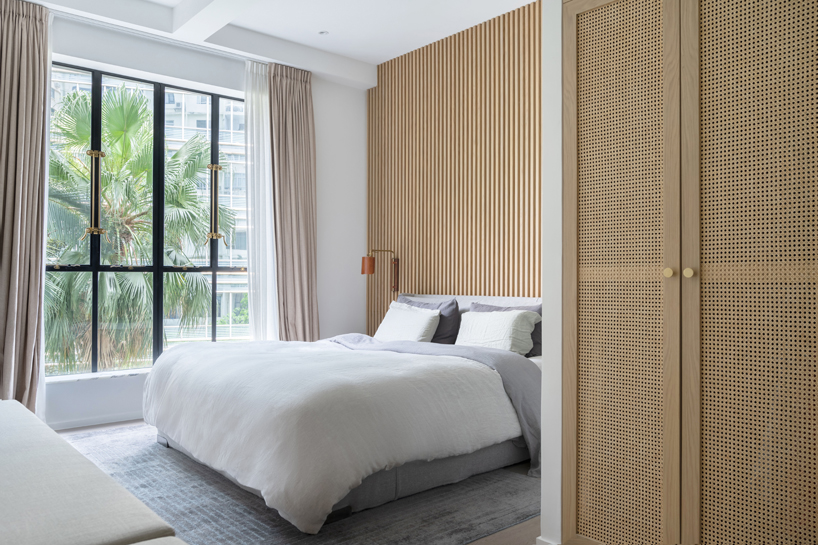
[455,310,542,355]
[374,301,441,342]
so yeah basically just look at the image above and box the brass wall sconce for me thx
[361,249,399,292]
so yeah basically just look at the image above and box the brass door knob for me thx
[663,268,674,278]
[683,268,695,278]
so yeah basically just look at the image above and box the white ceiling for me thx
[42,0,532,88]
[227,0,533,65]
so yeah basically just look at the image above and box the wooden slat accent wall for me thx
[366,1,542,333]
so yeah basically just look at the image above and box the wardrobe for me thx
[561,0,816,544]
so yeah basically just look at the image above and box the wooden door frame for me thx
[680,0,700,543]
[562,0,681,543]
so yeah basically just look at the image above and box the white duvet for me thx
[143,340,523,533]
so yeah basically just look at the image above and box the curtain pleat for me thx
[245,61,279,341]
[268,63,319,341]
[0,0,50,412]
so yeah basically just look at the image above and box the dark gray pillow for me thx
[397,296,461,344]
[468,302,542,357]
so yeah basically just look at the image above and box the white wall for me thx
[539,0,563,544]
[312,77,368,338]
[46,372,148,430]
[46,21,369,430]
[53,17,246,96]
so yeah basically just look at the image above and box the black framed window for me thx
[45,63,248,377]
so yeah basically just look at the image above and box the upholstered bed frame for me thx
[157,432,529,522]
[156,294,541,523]
[400,293,542,313]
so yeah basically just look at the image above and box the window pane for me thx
[216,271,249,341]
[219,98,244,144]
[218,98,247,268]
[100,76,154,267]
[164,89,211,267]
[98,272,153,371]
[44,272,92,376]
[164,272,212,346]
[48,67,92,265]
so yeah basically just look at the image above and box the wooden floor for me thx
[60,422,540,545]
[470,513,540,545]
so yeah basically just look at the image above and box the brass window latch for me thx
[80,226,110,243]
[205,164,228,247]
[80,150,111,243]
[205,232,227,247]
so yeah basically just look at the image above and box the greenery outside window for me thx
[46,64,249,376]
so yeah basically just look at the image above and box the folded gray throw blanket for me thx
[329,333,542,477]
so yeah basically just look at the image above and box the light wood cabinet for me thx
[562,0,817,544]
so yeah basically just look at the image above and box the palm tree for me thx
[45,85,235,374]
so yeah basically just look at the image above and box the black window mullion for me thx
[163,267,213,273]
[210,96,220,342]
[90,70,102,373]
[152,83,165,362]
[46,265,93,272]
[211,270,218,342]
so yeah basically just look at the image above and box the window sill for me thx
[45,367,152,384]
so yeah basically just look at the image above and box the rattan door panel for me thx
[696,0,818,543]
[567,0,815,543]
[563,0,681,543]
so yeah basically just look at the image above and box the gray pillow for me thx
[468,302,542,357]
[396,296,461,344]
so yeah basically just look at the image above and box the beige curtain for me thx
[268,63,320,341]
[0,0,50,412]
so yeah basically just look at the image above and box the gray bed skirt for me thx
[156,430,529,521]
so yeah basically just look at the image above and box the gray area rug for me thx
[65,424,540,545]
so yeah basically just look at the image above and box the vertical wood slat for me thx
[663,0,681,541]
[680,1,701,543]
[366,1,542,333]
[561,0,579,540]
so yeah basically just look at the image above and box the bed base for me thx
[156,430,529,523]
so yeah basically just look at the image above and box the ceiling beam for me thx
[38,0,173,33]
[206,24,377,89]
[172,0,260,42]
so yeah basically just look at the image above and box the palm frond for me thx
[102,85,151,166]
[52,92,92,150]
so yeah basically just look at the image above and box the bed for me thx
[143,295,542,534]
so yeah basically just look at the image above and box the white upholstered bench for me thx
[0,400,188,545]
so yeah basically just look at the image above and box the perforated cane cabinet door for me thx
[562,0,681,543]
[681,0,818,544]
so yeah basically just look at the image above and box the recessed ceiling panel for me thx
[142,0,184,7]
[230,0,534,65]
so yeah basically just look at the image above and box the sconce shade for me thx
[361,256,375,275]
